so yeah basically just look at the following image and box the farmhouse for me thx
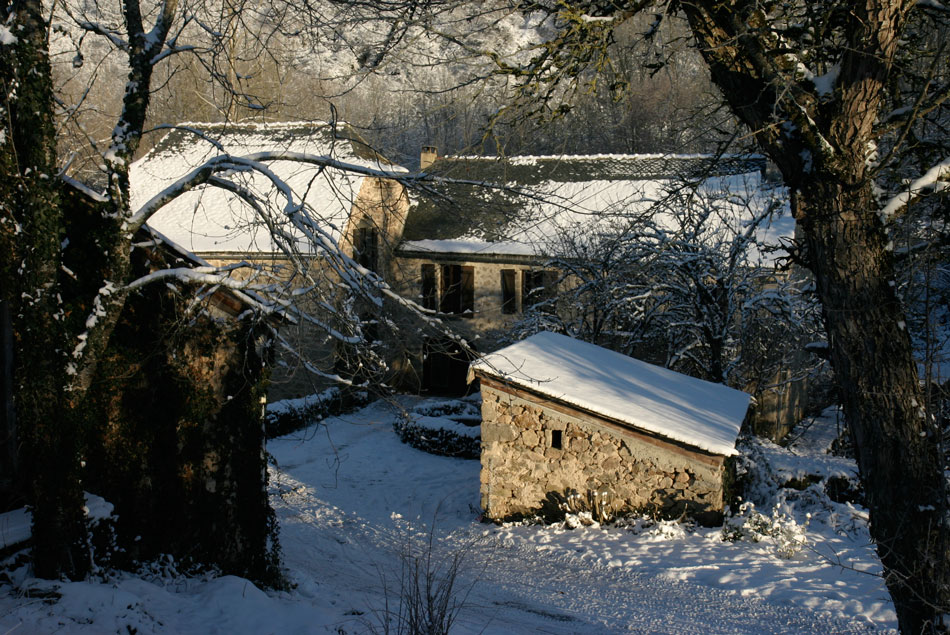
[130,130,805,437]
[390,151,803,437]
[470,331,751,525]
[130,121,410,398]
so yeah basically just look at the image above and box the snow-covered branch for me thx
[881,157,950,217]
[73,20,129,51]
[123,261,262,291]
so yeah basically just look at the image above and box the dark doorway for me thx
[422,337,477,396]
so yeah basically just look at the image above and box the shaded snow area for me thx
[0,400,895,633]
[0,493,113,551]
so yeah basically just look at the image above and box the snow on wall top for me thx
[471,331,750,456]
[131,121,403,254]
[401,154,791,266]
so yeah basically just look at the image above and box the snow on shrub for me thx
[409,398,482,425]
[721,500,810,559]
[535,488,616,527]
[722,410,867,558]
[265,388,369,438]
[392,397,481,459]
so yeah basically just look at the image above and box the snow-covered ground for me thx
[0,400,896,633]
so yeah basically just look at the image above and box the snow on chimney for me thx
[420,146,438,171]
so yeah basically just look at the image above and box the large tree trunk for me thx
[797,180,949,633]
[2,0,282,583]
[0,0,89,578]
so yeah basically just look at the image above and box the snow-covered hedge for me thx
[392,397,481,459]
[266,388,369,438]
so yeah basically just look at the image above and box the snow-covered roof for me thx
[470,332,750,456]
[400,154,792,265]
[131,121,404,254]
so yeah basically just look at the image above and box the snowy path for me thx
[0,398,894,633]
[268,399,894,634]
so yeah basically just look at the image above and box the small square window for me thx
[551,429,562,450]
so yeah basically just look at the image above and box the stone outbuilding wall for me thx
[478,378,731,525]
[81,234,282,585]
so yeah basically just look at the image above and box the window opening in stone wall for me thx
[440,264,474,317]
[354,226,379,273]
[501,269,516,314]
[551,429,562,450]
[421,264,437,310]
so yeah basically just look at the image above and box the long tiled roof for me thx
[400,153,788,263]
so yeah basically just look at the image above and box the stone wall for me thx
[354,177,410,279]
[201,254,338,400]
[479,380,729,525]
[198,176,410,400]
[392,255,545,343]
[82,247,281,585]
[390,255,558,390]
[750,368,809,443]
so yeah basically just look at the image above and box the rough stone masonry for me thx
[479,382,730,525]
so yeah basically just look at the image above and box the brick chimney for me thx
[420,146,438,171]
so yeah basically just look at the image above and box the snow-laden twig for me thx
[880,157,950,217]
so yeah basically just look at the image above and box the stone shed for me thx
[469,332,751,525]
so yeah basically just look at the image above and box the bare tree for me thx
[513,173,819,397]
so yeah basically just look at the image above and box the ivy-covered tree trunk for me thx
[1,0,280,584]
[81,267,281,585]
[0,0,89,579]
